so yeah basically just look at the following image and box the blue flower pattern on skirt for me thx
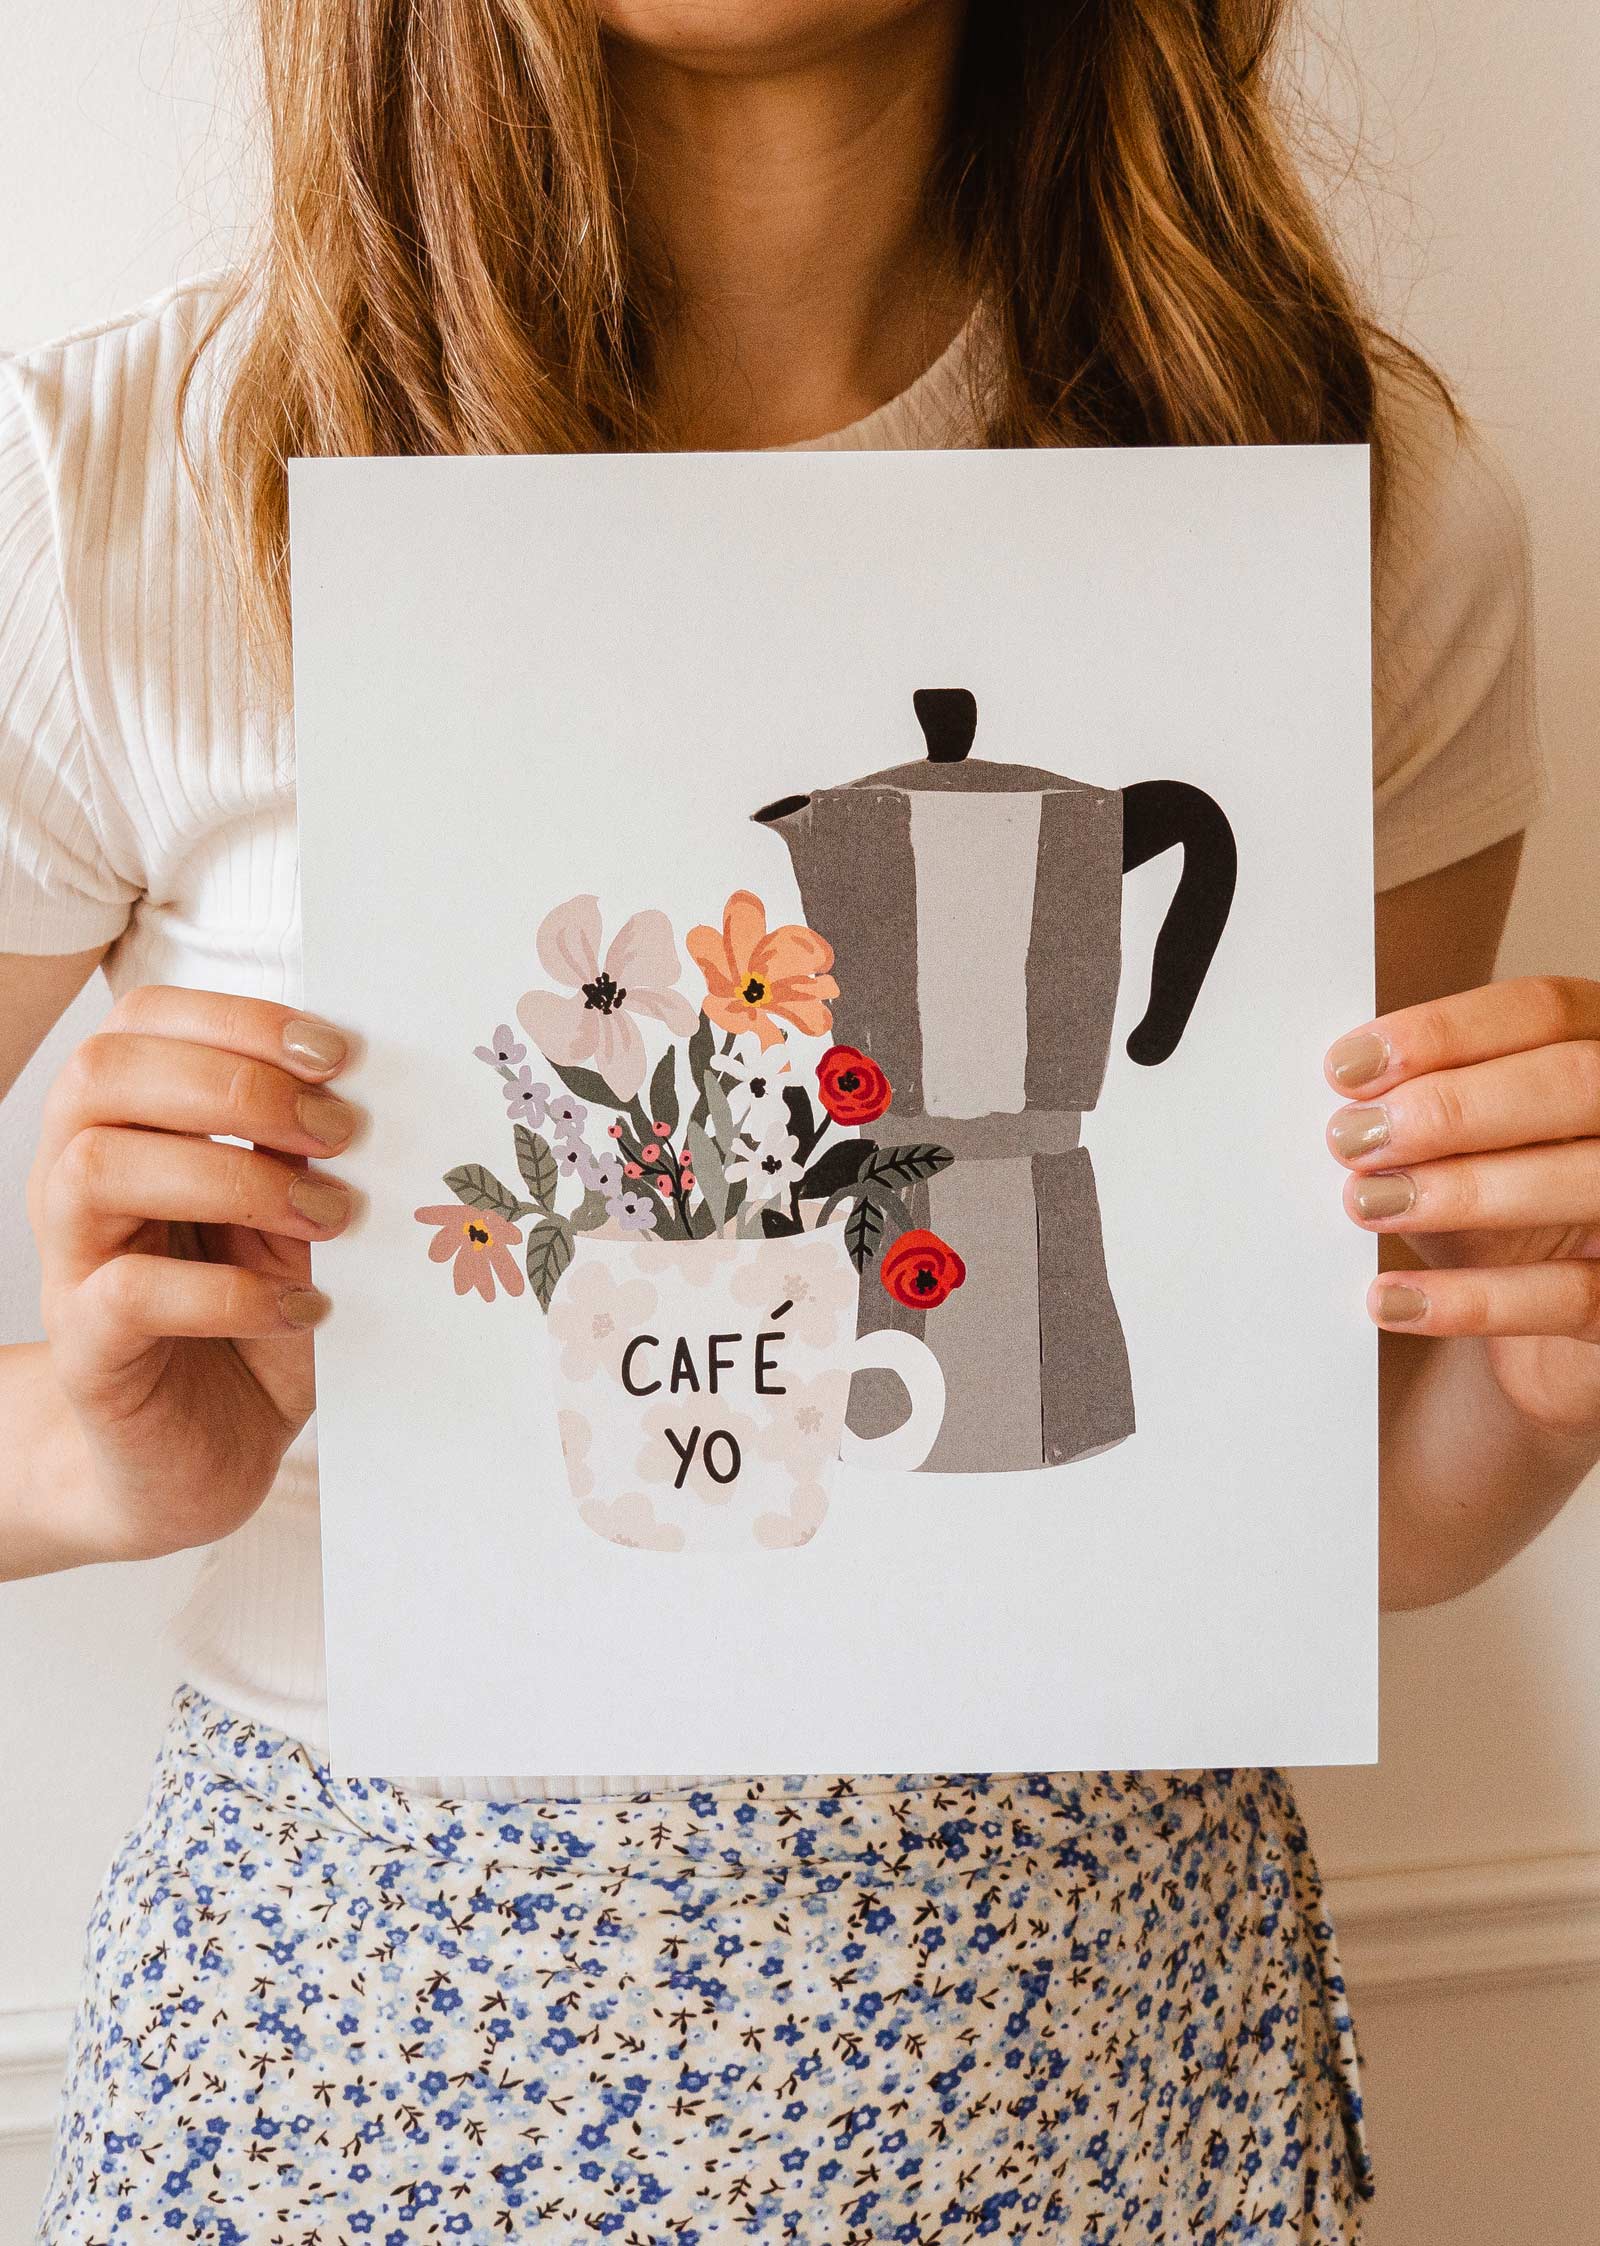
[42,1688,1371,2242]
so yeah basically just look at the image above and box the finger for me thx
[43,1127,354,1281]
[1326,977,1600,1096]
[39,1032,361,1177]
[66,1254,329,1355]
[1369,1261,1600,1340]
[1345,1141,1600,1236]
[1328,1041,1600,1172]
[100,983,352,1081]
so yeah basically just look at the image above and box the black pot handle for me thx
[1120,781,1237,1066]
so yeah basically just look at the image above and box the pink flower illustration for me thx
[414,1204,525,1302]
[517,895,699,1101]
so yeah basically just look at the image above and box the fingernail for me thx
[1374,1284,1428,1324]
[1329,1105,1391,1160]
[1328,1031,1389,1090]
[1352,1173,1416,1222]
[297,1092,358,1148]
[287,1174,352,1229]
[282,1017,348,1074]
[279,1286,331,1329]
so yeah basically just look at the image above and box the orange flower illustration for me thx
[687,890,839,1050]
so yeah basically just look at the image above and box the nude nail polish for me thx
[279,1287,331,1329]
[297,1092,358,1148]
[287,1174,352,1229]
[1329,1106,1390,1160]
[1352,1173,1415,1221]
[1374,1285,1428,1324]
[283,1017,348,1074]
[1327,1031,1389,1090]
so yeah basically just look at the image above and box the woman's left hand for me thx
[1326,974,1600,1439]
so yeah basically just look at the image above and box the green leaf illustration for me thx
[687,1013,715,1090]
[513,1126,559,1210]
[798,1136,877,1200]
[843,1193,886,1271]
[860,1142,955,1190]
[782,1084,818,1154]
[552,1060,628,1111]
[821,1176,912,1260]
[760,1207,806,1240]
[445,1163,525,1221]
[568,1189,610,1234]
[525,1215,575,1311]
[704,1069,736,1158]
[686,1118,728,1230]
[649,1045,679,1137]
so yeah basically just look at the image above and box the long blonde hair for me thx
[189,0,1439,672]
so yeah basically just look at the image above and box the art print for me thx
[291,444,1377,1777]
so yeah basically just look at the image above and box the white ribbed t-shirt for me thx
[1,279,1547,1787]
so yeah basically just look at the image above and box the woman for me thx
[0,2,1590,2237]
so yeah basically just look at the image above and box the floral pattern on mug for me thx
[754,1479,830,1549]
[578,1488,685,1552]
[730,1244,859,1351]
[546,1260,658,1383]
[557,1409,595,1500]
[753,1367,852,1476]
[635,1398,760,1507]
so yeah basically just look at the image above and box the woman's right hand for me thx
[27,985,358,1562]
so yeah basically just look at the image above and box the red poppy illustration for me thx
[880,1228,966,1310]
[414,1203,526,1301]
[816,1044,892,1126]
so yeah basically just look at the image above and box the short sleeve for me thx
[1370,369,1548,891]
[0,358,140,954]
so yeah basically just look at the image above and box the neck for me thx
[607,5,971,449]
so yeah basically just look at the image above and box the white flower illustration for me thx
[716,1045,792,1131]
[726,1120,802,1205]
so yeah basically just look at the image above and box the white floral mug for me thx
[547,1227,944,1552]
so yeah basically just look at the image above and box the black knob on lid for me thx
[913,688,977,763]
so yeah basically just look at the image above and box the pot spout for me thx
[752,790,810,831]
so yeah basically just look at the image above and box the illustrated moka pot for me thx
[755,689,1236,1473]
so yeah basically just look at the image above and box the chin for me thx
[595,0,949,71]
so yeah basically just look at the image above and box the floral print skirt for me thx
[42,1687,1371,2243]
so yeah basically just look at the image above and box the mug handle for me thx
[837,1329,946,1474]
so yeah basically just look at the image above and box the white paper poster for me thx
[289,443,1376,1778]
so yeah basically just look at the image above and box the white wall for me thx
[1,3,1597,2238]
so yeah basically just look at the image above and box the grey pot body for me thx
[761,755,1135,1473]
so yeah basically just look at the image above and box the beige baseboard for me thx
[1326,1849,1600,1997]
[0,2004,72,2154]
